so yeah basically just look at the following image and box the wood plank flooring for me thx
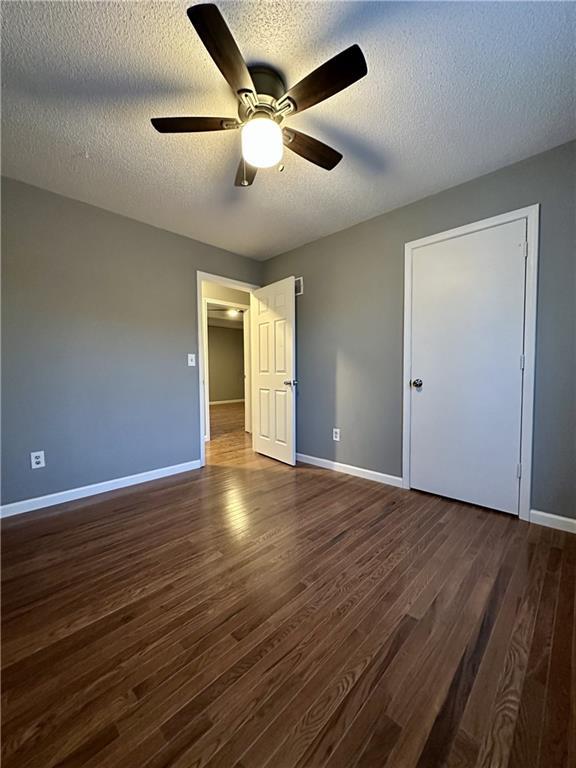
[2,402,575,768]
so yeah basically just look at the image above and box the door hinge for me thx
[520,354,525,370]
[516,463,522,478]
[522,241,528,259]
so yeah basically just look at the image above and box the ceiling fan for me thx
[151,3,367,186]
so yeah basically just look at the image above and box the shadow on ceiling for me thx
[315,1,405,47]
[301,116,387,174]
[3,70,202,104]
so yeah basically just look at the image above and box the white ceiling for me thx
[2,2,575,260]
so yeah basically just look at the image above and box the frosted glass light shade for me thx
[241,117,283,168]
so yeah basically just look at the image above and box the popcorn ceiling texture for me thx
[2,1,574,260]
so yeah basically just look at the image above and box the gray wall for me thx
[202,281,251,304]
[263,141,576,519]
[3,143,574,517]
[1,178,261,504]
[208,325,244,402]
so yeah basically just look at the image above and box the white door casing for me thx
[403,206,539,518]
[251,277,296,465]
[202,297,211,441]
[243,309,252,433]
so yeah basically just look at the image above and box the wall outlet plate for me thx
[333,428,340,442]
[30,451,46,469]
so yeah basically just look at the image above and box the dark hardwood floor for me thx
[2,402,575,767]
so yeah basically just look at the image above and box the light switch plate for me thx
[188,353,196,367]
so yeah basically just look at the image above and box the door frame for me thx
[243,308,252,434]
[402,205,539,521]
[197,271,260,467]
[202,297,251,441]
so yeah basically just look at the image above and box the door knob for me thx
[283,380,298,387]
[411,378,423,389]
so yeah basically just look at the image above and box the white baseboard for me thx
[530,509,576,534]
[0,460,202,518]
[210,399,245,405]
[296,453,403,488]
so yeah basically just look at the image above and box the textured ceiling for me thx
[2,2,575,260]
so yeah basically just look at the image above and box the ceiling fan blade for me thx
[151,117,238,132]
[187,4,255,97]
[278,44,367,114]
[284,128,342,170]
[234,158,257,187]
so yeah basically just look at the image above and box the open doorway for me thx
[198,273,257,465]
[205,298,249,440]
[197,271,297,468]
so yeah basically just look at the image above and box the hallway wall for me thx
[208,325,245,402]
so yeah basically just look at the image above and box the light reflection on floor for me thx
[224,485,250,539]
[207,403,300,549]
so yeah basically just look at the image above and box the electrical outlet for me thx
[30,451,45,469]
[333,428,340,442]
[188,353,196,367]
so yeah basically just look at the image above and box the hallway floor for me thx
[208,400,247,440]
[1,405,575,768]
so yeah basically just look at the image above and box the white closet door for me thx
[409,219,527,514]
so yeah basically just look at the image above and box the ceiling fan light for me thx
[241,116,283,169]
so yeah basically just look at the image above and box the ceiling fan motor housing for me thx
[238,65,287,121]
[249,65,286,100]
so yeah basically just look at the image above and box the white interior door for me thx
[243,309,251,433]
[251,277,296,465]
[409,219,527,515]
